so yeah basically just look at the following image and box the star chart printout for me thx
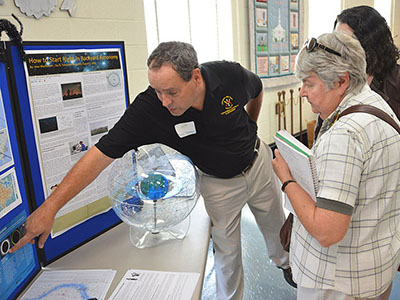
[21,269,116,300]
[23,49,127,237]
[0,90,14,173]
[109,269,200,300]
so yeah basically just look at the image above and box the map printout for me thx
[21,269,116,300]
[0,168,22,219]
[0,90,14,173]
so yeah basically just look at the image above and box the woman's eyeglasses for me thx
[304,37,342,57]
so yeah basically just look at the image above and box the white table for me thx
[18,198,211,300]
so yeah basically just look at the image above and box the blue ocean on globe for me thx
[139,173,169,200]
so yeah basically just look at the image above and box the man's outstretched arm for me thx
[9,146,114,253]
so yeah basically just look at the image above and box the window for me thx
[308,0,393,38]
[374,0,392,27]
[143,0,233,63]
[308,0,341,38]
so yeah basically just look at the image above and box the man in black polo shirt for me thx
[11,42,294,299]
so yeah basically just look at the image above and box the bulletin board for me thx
[0,60,40,300]
[7,41,129,266]
[249,0,304,87]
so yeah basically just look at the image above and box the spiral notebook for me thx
[274,130,319,215]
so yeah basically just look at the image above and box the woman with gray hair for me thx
[273,31,400,300]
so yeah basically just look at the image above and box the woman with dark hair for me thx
[335,6,400,299]
[334,5,400,117]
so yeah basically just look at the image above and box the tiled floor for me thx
[201,204,400,300]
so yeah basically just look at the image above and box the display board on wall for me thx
[0,60,40,300]
[7,41,129,267]
[249,0,304,87]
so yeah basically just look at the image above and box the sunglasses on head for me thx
[304,37,342,57]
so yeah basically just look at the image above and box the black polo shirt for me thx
[96,61,262,178]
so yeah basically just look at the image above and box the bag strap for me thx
[338,104,400,135]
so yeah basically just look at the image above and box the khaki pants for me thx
[200,141,289,300]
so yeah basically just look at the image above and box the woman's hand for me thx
[272,149,294,183]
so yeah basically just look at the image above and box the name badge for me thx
[175,121,196,138]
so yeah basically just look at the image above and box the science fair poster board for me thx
[0,60,40,300]
[8,41,128,266]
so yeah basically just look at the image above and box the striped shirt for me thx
[291,84,400,297]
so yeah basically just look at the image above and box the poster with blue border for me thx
[0,60,40,300]
[9,41,128,266]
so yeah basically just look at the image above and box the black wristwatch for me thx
[281,180,297,192]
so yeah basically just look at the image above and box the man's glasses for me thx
[304,37,342,57]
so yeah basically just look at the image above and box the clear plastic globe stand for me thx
[108,144,200,248]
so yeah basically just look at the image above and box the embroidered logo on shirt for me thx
[221,96,239,115]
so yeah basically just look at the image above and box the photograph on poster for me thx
[24,48,126,237]
[38,116,58,134]
[61,82,83,101]
[256,32,268,52]
[90,120,109,137]
[256,7,267,27]
[69,139,89,156]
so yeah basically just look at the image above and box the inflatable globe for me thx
[108,143,200,248]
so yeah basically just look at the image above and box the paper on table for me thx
[21,269,116,300]
[109,269,200,300]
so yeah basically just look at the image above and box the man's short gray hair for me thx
[295,31,367,95]
[147,41,199,82]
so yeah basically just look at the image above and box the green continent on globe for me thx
[140,173,168,199]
